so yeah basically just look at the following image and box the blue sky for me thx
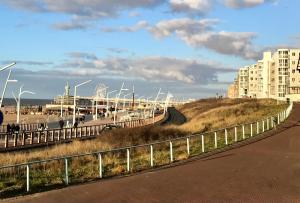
[0,0,299,100]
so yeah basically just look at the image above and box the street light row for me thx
[0,62,36,124]
[1,63,174,126]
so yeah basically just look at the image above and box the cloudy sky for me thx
[0,0,299,100]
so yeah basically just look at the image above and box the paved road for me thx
[5,104,300,203]
[160,107,186,125]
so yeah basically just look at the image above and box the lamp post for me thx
[95,86,108,120]
[73,80,92,125]
[0,62,16,72]
[145,96,152,118]
[138,96,144,108]
[58,95,64,118]
[106,90,117,118]
[152,88,165,124]
[0,67,18,108]
[12,85,35,124]
[164,92,173,115]
[123,93,132,110]
[114,82,128,124]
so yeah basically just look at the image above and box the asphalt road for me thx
[160,107,187,125]
[5,104,300,203]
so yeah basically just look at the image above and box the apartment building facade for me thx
[228,48,300,101]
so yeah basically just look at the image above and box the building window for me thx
[292,61,295,65]
[292,78,295,82]
[292,69,295,73]
[292,52,295,56]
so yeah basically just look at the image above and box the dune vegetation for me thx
[0,98,289,197]
[0,98,287,166]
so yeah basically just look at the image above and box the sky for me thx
[0,0,299,100]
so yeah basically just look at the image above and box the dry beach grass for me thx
[0,98,287,166]
[0,98,289,197]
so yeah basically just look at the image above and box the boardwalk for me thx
[4,104,300,203]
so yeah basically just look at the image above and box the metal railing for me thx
[0,115,164,150]
[0,103,293,197]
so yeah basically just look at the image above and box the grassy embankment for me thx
[0,98,288,197]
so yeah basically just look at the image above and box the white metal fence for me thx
[0,103,293,198]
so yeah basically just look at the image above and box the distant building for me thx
[227,78,238,98]
[228,48,300,101]
[46,82,92,114]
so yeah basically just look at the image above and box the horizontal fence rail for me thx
[0,103,293,197]
[0,115,164,150]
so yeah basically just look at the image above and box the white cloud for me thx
[149,18,219,38]
[149,18,259,59]
[52,20,90,30]
[2,0,164,18]
[55,52,235,84]
[2,0,164,30]
[100,18,260,59]
[129,11,141,17]
[170,0,214,15]
[169,0,271,15]
[223,0,268,9]
[101,21,149,33]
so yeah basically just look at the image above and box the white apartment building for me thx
[238,67,249,97]
[229,48,300,101]
[248,64,258,98]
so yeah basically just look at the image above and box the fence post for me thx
[127,148,130,172]
[26,164,30,192]
[65,158,69,185]
[169,141,173,162]
[285,110,287,119]
[70,128,74,139]
[270,117,273,128]
[30,132,33,144]
[4,134,8,148]
[186,137,190,155]
[44,131,48,143]
[22,132,25,146]
[234,127,237,142]
[51,130,54,141]
[201,135,205,153]
[37,132,41,144]
[262,120,265,132]
[150,145,154,167]
[267,118,269,130]
[214,132,217,148]
[277,114,280,124]
[250,123,253,137]
[63,129,66,139]
[257,122,259,134]
[225,129,228,145]
[242,125,245,139]
[98,153,102,178]
[14,133,17,147]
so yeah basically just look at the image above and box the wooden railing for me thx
[0,114,164,150]
[0,123,46,133]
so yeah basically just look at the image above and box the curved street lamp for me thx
[73,80,92,125]
[0,62,17,108]
[12,85,35,124]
